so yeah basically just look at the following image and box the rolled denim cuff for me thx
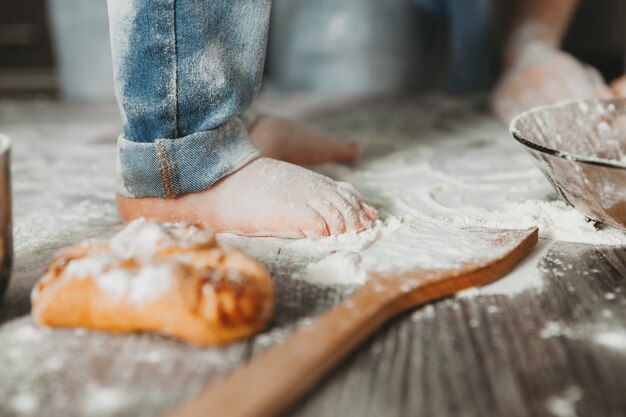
[117,118,260,198]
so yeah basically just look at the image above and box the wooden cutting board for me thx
[164,220,539,417]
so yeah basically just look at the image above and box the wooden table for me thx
[0,97,625,417]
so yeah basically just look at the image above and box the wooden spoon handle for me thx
[165,282,400,417]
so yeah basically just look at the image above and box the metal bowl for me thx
[511,98,626,231]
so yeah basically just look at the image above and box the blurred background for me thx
[1,0,624,100]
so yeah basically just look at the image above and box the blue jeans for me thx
[107,0,271,198]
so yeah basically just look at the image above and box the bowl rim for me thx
[509,98,626,170]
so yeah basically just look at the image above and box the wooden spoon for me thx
[164,222,539,417]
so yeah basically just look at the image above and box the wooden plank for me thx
[291,242,626,417]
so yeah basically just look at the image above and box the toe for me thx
[336,142,361,163]
[336,181,362,195]
[356,204,375,228]
[360,201,379,221]
[327,193,366,233]
[302,205,331,239]
[313,199,346,236]
[335,184,377,226]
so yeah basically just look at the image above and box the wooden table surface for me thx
[0,97,625,417]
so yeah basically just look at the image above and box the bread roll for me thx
[31,219,274,346]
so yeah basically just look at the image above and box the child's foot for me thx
[248,115,360,166]
[117,158,378,239]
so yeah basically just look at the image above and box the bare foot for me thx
[248,115,360,165]
[117,158,378,239]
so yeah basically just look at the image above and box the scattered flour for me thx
[9,391,39,415]
[594,330,626,352]
[545,386,583,417]
[109,218,215,259]
[457,238,552,296]
[10,99,626,302]
[4,93,626,417]
[224,100,626,294]
[285,213,536,290]
[92,263,179,304]
[47,219,215,304]
[539,321,626,353]
[540,321,568,339]
[315,105,626,246]
[81,385,130,416]
[301,252,367,285]
[292,215,403,286]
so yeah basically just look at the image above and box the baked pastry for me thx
[31,219,274,346]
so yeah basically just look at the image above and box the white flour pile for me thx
[34,219,218,305]
[539,321,626,353]
[545,386,583,417]
[315,136,626,245]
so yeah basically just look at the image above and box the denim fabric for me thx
[107,0,271,198]
[414,0,491,93]
[117,118,259,198]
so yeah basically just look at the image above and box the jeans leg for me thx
[107,0,270,198]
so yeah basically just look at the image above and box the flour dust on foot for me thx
[117,157,378,239]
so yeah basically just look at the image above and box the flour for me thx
[293,216,401,285]
[52,219,214,304]
[540,321,567,339]
[233,211,538,293]
[457,238,552,296]
[538,320,626,353]
[109,220,175,260]
[109,218,215,259]
[594,330,626,352]
[7,97,626,300]
[301,252,367,285]
[9,391,39,415]
[0,315,249,417]
[219,99,626,294]
[3,96,626,417]
[316,147,626,246]
[89,264,178,304]
[81,385,130,416]
[545,386,583,417]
